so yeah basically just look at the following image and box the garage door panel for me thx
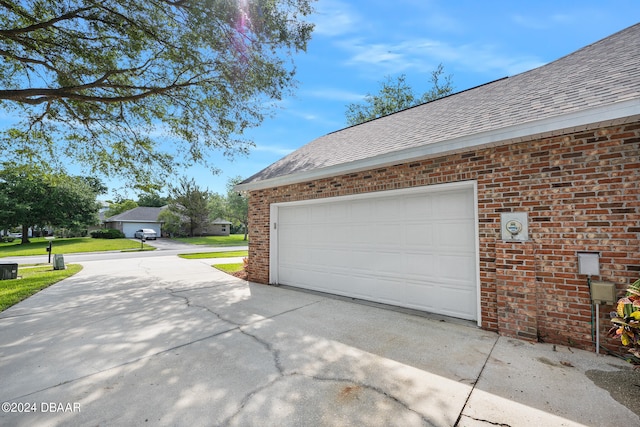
[351,200,373,218]
[435,221,475,247]
[348,275,377,299]
[350,250,377,272]
[406,223,434,246]
[374,252,405,275]
[405,281,439,311]
[312,248,350,267]
[438,285,477,320]
[352,225,373,244]
[280,206,308,223]
[404,253,436,277]
[376,225,403,245]
[373,277,406,305]
[404,194,432,218]
[437,254,476,282]
[435,190,474,218]
[275,184,478,321]
[372,198,401,221]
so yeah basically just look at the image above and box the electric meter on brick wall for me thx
[500,212,529,241]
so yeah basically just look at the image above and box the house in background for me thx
[104,206,165,238]
[237,24,640,351]
[211,218,233,236]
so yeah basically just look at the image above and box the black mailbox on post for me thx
[0,263,18,280]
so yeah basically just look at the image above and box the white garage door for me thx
[123,223,161,238]
[271,182,479,321]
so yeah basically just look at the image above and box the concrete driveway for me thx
[0,255,637,426]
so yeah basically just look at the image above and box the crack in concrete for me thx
[7,327,238,401]
[454,336,500,426]
[239,328,285,375]
[460,415,512,427]
[220,372,435,427]
[167,288,242,326]
[307,374,435,426]
[168,287,437,425]
[167,287,434,425]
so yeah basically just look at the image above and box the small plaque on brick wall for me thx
[501,212,529,241]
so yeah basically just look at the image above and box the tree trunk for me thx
[21,224,30,244]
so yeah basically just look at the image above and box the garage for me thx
[270,182,479,321]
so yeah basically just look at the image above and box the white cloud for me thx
[310,0,362,37]
[337,37,545,78]
[253,144,295,156]
[304,88,365,102]
[512,11,576,30]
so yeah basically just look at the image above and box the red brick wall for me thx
[247,121,640,350]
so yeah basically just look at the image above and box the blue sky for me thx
[193,0,638,196]
[3,1,639,198]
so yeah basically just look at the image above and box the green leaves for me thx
[608,278,640,363]
[168,176,211,237]
[345,64,454,126]
[0,0,316,188]
[0,164,103,239]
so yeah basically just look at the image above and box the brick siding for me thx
[247,121,640,351]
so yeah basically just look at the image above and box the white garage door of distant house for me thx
[270,181,480,322]
[122,223,161,238]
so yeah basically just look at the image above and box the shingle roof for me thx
[105,206,165,222]
[212,218,233,225]
[240,23,640,190]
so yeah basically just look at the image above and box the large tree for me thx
[345,64,453,126]
[0,165,103,243]
[0,0,315,189]
[168,176,210,237]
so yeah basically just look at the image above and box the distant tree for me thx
[137,192,168,207]
[104,199,138,218]
[0,165,101,243]
[208,193,228,221]
[157,209,183,237]
[345,64,454,126]
[47,175,102,235]
[226,177,249,241]
[0,0,315,190]
[168,177,210,237]
[208,176,249,240]
[78,177,108,196]
[0,166,48,243]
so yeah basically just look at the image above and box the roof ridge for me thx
[328,76,510,135]
[239,23,640,190]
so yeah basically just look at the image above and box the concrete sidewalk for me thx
[0,255,637,426]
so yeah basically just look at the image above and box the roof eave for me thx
[236,99,640,193]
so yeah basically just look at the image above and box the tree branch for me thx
[0,47,58,73]
[0,7,94,37]
[0,77,205,104]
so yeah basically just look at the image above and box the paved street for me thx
[0,254,638,426]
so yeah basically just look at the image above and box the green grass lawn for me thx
[173,234,248,247]
[178,250,248,259]
[0,264,83,311]
[0,237,154,258]
[214,263,244,274]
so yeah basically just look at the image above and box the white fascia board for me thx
[236,99,640,192]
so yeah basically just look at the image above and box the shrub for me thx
[90,228,125,239]
[608,278,640,364]
[1,236,15,243]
